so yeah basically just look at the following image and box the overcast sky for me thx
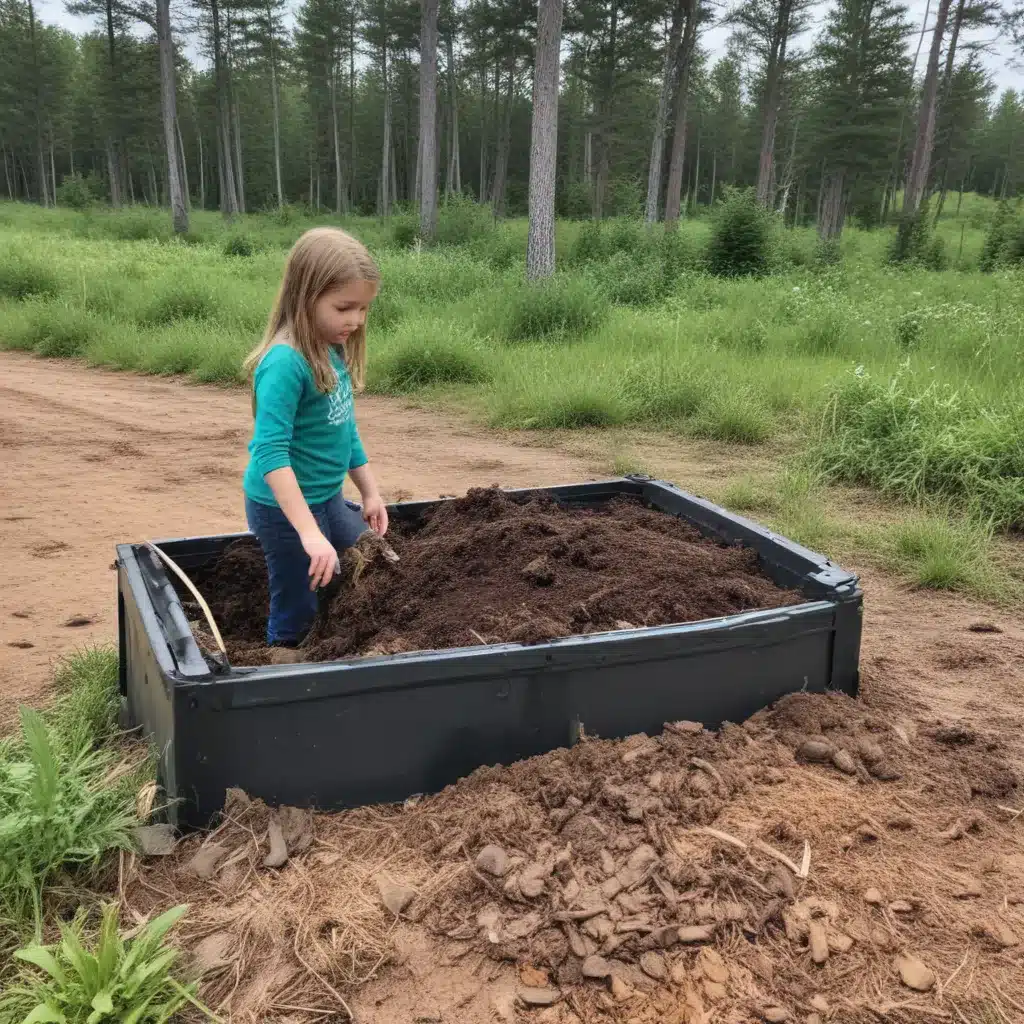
[32,0,1024,95]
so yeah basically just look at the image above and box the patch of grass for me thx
[0,903,211,1024]
[691,391,774,444]
[0,257,60,301]
[719,476,780,515]
[888,513,998,592]
[490,276,608,343]
[3,301,107,357]
[372,332,491,394]
[137,281,220,326]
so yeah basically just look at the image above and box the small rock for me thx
[640,952,667,981]
[896,955,935,992]
[985,920,1020,947]
[954,875,983,898]
[677,925,715,943]
[601,876,624,900]
[697,948,729,985]
[518,986,561,1008]
[703,981,727,1001]
[583,916,614,942]
[522,556,555,586]
[264,815,288,868]
[809,996,829,1013]
[646,771,664,791]
[796,738,834,763]
[563,878,580,903]
[521,876,546,899]
[870,925,893,950]
[889,900,915,914]
[377,877,416,916]
[670,963,688,985]
[187,842,228,879]
[763,1008,789,1023]
[610,977,633,1003]
[627,844,659,872]
[652,925,681,948]
[520,966,550,988]
[827,930,854,954]
[134,824,176,856]
[808,921,829,965]
[831,749,858,775]
[599,849,617,876]
[668,720,704,734]
[476,844,510,877]
[863,888,883,905]
[858,738,884,764]
[477,903,501,934]
[582,955,613,979]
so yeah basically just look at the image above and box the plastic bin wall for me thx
[117,479,862,826]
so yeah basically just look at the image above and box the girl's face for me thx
[312,279,378,347]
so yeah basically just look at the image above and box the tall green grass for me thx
[1,201,1021,537]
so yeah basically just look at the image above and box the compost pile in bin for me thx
[125,678,1023,1024]
[189,487,803,665]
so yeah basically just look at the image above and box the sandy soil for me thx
[4,352,1024,1023]
[0,352,601,721]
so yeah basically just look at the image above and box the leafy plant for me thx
[706,188,773,278]
[0,708,137,934]
[0,903,216,1024]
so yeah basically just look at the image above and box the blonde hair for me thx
[244,227,380,396]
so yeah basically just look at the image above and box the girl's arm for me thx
[265,467,339,589]
[349,463,389,536]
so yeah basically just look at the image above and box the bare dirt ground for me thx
[3,352,1023,1023]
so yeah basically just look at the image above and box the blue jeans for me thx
[245,491,367,645]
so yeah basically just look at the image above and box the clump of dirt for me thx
[126,689,1021,1024]
[189,488,803,665]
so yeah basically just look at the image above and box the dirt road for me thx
[2,351,1022,757]
[0,352,601,719]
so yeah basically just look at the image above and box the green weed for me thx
[0,257,60,300]
[0,903,215,1024]
[138,282,220,326]
[372,333,491,393]
[490,276,608,343]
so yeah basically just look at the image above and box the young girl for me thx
[242,227,388,647]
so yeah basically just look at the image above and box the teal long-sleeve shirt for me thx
[243,344,368,507]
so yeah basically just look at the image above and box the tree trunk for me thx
[445,27,461,197]
[691,120,700,213]
[268,7,284,210]
[157,0,189,233]
[645,0,686,223]
[380,42,393,216]
[904,0,953,216]
[198,131,206,210]
[478,65,488,201]
[233,100,245,212]
[350,13,357,210]
[931,0,967,222]
[817,168,845,241]
[756,0,794,208]
[27,0,49,207]
[491,62,515,218]
[2,142,13,200]
[527,0,564,280]
[331,58,345,214]
[49,140,57,205]
[211,0,239,216]
[776,115,800,216]
[592,2,619,220]
[709,149,716,208]
[104,0,123,206]
[419,0,441,241]
[663,0,698,227]
[176,118,190,210]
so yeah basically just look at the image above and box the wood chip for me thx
[581,955,612,979]
[863,888,883,905]
[808,921,829,965]
[896,955,935,992]
[677,925,715,943]
[517,987,561,1007]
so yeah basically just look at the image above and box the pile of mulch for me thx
[124,685,1023,1024]
[186,487,802,666]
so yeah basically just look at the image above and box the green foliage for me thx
[888,205,946,268]
[978,200,1023,271]
[223,234,257,258]
[138,282,219,326]
[706,189,773,278]
[373,335,491,393]
[55,174,104,211]
[435,194,494,246]
[889,513,997,592]
[4,302,106,357]
[490,276,608,343]
[0,257,60,301]
[390,216,419,249]
[0,903,211,1024]
[815,368,1024,528]
[0,706,137,933]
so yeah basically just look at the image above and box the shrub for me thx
[97,211,169,243]
[568,220,606,265]
[888,203,946,268]
[0,707,137,931]
[0,903,210,1024]
[491,276,608,343]
[138,282,219,325]
[706,188,773,278]
[223,234,257,257]
[55,172,103,210]
[893,309,924,350]
[391,216,419,248]
[369,286,407,332]
[373,339,490,393]
[692,392,774,444]
[559,180,593,220]
[594,251,665,307]
[0,257,60,301]
[435,193,494,246]
[979,200,1020,271]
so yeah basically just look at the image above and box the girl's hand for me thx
[361,493,389,536]
[301,529,339,590]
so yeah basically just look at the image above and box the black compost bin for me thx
[116,478,862,826]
